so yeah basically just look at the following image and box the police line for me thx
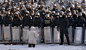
[0,24,86,45]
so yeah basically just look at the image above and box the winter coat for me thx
[28,27,38,44]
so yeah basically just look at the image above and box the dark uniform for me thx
[22,11,32,28]
[3,12,12,26]
[0,15,2,25]
[58,12,70,45]
[12,12,21,27]
[43,15,52,27]
[33,13,42,27]
[75,13,84,27]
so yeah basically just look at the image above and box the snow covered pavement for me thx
[0,44,86,50]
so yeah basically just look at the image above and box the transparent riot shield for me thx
[23,26,29,43]
[3,24,11,41]
[44,26,53,43]
[0,25,1,40]
[12,26,21,42]
[54,26,60,43]
[84,29,86,44]
[74,27,83,44]
[68,26,73,43]
[64,26,73,43]
[35,27,41,43]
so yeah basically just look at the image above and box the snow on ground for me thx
[0,44,86,50]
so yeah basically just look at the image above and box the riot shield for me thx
[35,27,41,43]
[74,27,83,44]
[22,26,29,43]
[44,26,53,43]
[54,26,60,43]
[0,25,1,40]
[68,26,73,43]
[3,24,11,41]
[84,29,86,44]
[12,26,21,42]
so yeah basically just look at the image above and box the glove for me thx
[57,27,59,31]
[50,25,52,27]
[17,25,18,27]
[74,27,76,29]
[38,26,40,28]
[57,28,59,31]
[5,24,8,26]
[12,25,14,27]
[22,26,24,28]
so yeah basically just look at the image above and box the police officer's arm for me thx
[9,17,12,24]
[43,18,45,28]
[33,18,35,26]
[57,19,59,30]
[18,18,21,26]
[82,19,85,27]
[0,16,2,24]
[50,19,52,27]
[74,19,77,29]
[12,18,14,27]
[30,16,33,27]
[66,19,69,28]
[53,18,55,27]
[3,17,5,24]
[22,17,24,27]
[40,17,43,27]
[71,18,74,27]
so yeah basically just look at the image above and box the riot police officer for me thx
[3,12,12,26]
[58,11,70,45]
[33,13,42,28]
[75,12,84,27]
[67,12,74,43]
[53,12,60,27]
[41,9,46,19]
[67,12,74,27]
[21,7,26,17]
[72,10,77,29]
[52,4,58,12]
[43,14,53,43]
[70,4,75,11]
[22,11,32,28]
[82,11,86,18]
[74,12,84,44]
[51,11,56,19]
[61,6,66,12]
[77,5,82,12]
[26,5,31,12]
[12,12,21,27]
[0,12,2,25]
[43,14,52,27]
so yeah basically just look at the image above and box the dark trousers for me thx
[60,27,70,44]
[29,44,35,47]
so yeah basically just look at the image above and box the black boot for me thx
[28,44,31,47]
[33,44,35,48]
[59,43,63,45]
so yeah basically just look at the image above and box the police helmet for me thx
[52,11,55,14]
[36,13,40,16]
[60,11,64,15]
[55,12,60,16]
[26,11,29,14]
[78,12,82,16]
[45,14,49,17]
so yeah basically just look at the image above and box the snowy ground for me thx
[0,44,86,50]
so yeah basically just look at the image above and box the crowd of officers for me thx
[0,0,86,45]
